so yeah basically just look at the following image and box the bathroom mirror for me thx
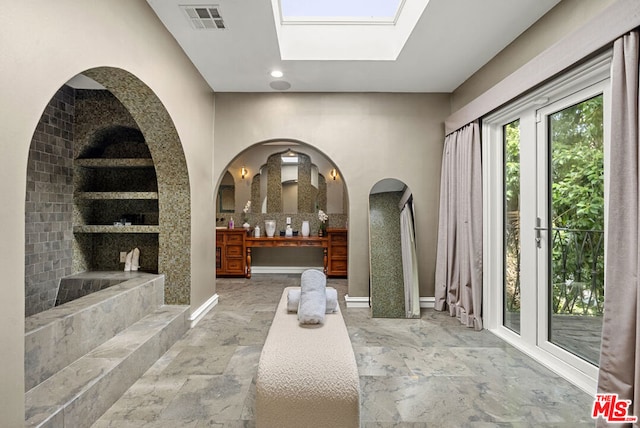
[216,171,235,213]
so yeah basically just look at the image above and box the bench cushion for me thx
[256,287,360,428]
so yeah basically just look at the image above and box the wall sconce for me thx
[330,168,338,180]
[241,167,248,179]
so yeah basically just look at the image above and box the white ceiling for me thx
[145,0,560,93]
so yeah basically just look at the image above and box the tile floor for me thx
[92,274,595,427]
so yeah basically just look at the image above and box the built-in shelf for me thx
[75,192,159,200]
[73,225,160,234]
[73,129,160,272]
[75,158,155,168]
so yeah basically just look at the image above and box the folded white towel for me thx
[287,287,338,313]
[298,269,326,324]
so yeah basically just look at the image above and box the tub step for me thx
[25,305,189,428]
[25,273,165,391]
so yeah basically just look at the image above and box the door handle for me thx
[533,217,547,248]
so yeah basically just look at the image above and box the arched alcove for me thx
[369,178,420,318]
[215,139,349,276]
[24,67,191,315]
[216,139,347,226]
[82,67,191,305]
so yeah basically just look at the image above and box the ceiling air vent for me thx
[181,5,226,30]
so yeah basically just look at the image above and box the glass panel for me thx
[548,95,604,365]
[504,119,521,334]
[281,0,401,20]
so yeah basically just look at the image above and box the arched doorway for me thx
[215,139,348,275]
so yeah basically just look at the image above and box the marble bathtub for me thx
[25,271,164,391]
[25,271,190,428]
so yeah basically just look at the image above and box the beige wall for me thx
[213,93,450,299]
[0,1,216,424]
[451,0,615,112]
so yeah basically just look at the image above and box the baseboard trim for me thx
[345,295,370,308]
[189,293,219,328]
[420,297,435,308]
[344,296,434,309]
[250,266,323,275]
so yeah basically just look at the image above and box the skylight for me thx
[271,0,430,61]
[280,0,403,24]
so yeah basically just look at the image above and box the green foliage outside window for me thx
[504,95,605,316]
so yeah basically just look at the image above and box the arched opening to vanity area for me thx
[215,139,349,278]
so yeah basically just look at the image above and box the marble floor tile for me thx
[160,375,252,421]
[93,420,200,428]
[93,274,595,427]
[160,345,237,377]
[95,375,187,422]
[397,346,476,377]
[354,346,414,377]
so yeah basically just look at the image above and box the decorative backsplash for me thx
[215,212,347,234]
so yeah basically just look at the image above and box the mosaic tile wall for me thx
[216,213,347,234]
[266,152,282,213]
[297,153,315,213]
[369,191,405,318]
[256,151,328,215]
[250,174,261,215]
[84,68,191,305]
[318,175,327,212]
[25,85,75,317]
[72,89,160,274]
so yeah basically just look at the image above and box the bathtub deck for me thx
[25,271,189,428]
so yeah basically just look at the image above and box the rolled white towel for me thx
[287,287,338,313]
[325,287,338,313]
[287,289,300,312]
[298,269,326,324]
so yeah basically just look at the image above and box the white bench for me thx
[256,287,361,428]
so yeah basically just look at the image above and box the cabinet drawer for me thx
[278,240,301,247]
[298,240,324,247]
[248,240,273,247]
[330,233,347,243]
[226,259,245,272]
[331,245,348,257]
[227,233,244,244]
[330,260,348,273]
[226,245,244,257]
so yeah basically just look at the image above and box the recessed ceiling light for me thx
[270,70,284,78]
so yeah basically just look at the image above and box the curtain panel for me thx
[401,201,420,319]
[434,121,483,330]
[596,29,640,427]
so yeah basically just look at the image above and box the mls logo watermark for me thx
[592,393,638,423]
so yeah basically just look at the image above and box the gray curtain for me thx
[597,30,640,426]
[434,121,483,330]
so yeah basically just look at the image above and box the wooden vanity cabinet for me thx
[216,229,247,277]
[327,228,348,277]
